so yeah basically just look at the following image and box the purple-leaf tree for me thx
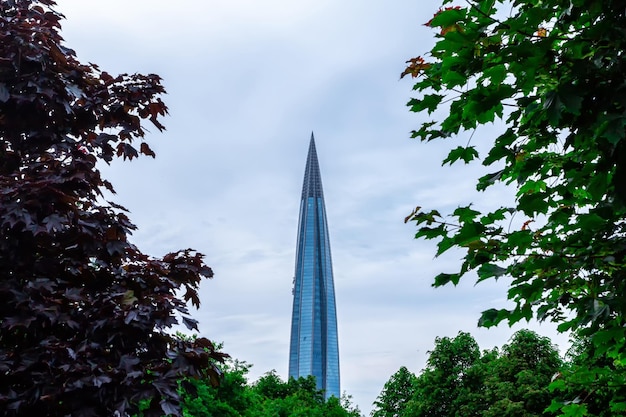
[0,1,226,416]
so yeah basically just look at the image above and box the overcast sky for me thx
[57,1,569,413]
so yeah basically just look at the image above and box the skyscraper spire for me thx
[289,133,340,399]
[301,132,323,199]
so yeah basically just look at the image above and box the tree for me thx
[373,330,562,417]
[404,0,626,413]
[404,332,483,417]
[247,371,362,417]
[371,366,418,417]
[483,330,562,417]
[178,363,363,417]
[181,359,255,417]
[0,1,225,415]
[547,332,615,417]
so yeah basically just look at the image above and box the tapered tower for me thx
[288,133,340,399]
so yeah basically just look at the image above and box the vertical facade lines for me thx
[288,133,340,399]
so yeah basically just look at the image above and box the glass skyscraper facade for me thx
[288,133,340,399]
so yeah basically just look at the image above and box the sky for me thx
[57,1,570,413]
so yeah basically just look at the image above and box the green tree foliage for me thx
[0,1,225,415]
[547,333,614,417]
[483,330,562,417]
[404,332,483,417]
[181,360,254,417]
[249,372,326,417]
[179,365,362,417]
[404,0,626,413]
[374,331,561,417]
[248,371,362,417]
[371,366,418,417]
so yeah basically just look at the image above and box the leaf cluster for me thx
[0,1,225,416]
[405,0,626,413]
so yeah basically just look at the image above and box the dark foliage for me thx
[0,1,226,416]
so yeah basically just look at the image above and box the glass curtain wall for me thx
[288,134,340,399]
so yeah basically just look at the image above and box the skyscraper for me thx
[288,133,340,399]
